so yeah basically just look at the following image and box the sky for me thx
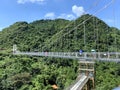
[0,0,120,31]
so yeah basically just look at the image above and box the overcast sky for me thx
[0,0,120,31]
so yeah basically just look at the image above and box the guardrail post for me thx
[116,52,118,59]
[84,53,87,59]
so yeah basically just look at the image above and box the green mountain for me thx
[0,14,120,52]
[0,14,120,90]
[0,19,70,51]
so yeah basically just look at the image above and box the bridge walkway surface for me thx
[14,51,120,62]
[65,74,90,90]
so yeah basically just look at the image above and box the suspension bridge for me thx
[12,0,119,89]
[13,44,120,90]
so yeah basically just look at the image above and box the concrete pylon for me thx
[78,60,95,90]
[13,44,17,53]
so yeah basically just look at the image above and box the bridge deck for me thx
[14,51,120,62]
[65,74,89,90]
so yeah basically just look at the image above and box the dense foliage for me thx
[0,14,120,52]
[0,53,78,90]
[0,14,120,89]
[95,61,120,90]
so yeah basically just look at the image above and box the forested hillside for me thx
[0,14,120,52]
[0,14,120,90]
[0,53,78,90]
[0,19,70,51]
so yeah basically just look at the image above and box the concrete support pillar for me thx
[13,44,17,53]
[79,60,95,90]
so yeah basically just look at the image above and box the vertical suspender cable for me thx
[68,26,70,51]
[74,20,77,51]
[83,21,86,51]
[112,0,117,52]
[96,18,99,52]
[67,27,70,52]
[62,25,65,52]
[106,26,109,52]
[67,28,69,51]
[61,32,63,52]
[92,16,96,50]
[75,21,78,51]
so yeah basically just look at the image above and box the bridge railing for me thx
[14,51,120,62]
[65,74,90,90]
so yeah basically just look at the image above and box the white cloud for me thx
[0,27,3,31]
[72,5,85,17]
[44,12,55,19]
[105,19,114,23]
[17,0,45,4]
[103,19,115,27]
[58,14,75,20]
[43,5,85,20]
[44,13,75,20]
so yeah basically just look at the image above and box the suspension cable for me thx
[71,0,112,36]
[42,0,114,52]
[92,16,96,50]
[85,0,102,13]
[83,21,86,51]
[112,0,117,52]
[95,17,99,52]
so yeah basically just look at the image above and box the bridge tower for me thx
[13,44,17,53]
[78,60,95,90]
